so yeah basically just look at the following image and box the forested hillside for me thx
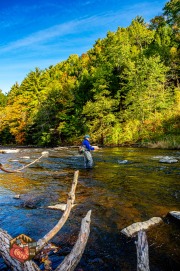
[0,0,179,147]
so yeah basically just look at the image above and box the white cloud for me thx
[1,1,164,53]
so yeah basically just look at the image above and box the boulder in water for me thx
[169,211,180,220]
[118,159,129,164]
[159,156,178,163]
[0,149,19,154]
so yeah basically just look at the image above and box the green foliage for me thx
[163,0,180,28]
[0,0,179,147]
[82,90,118,144]
[123,56,171,122]
[0,90,7,107]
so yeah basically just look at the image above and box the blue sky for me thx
[0,0,167,94]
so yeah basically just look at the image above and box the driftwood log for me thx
[0,170,92,271]
[136,230,150,271]
[0,163,18,173]
[0,151,49,173]
[121,217,162,237]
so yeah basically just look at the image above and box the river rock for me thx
[0,149,20,154]
[21,195,44,208]
[159,156,178,163]
[121,217,163,237]
[169,211,180,220]
[118,160,129,164]
[13,194,20,199]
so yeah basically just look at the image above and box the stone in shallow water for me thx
[159,156,178,163]
[121,217,163,237]
[0,149,20,153]
[13,194,20,199]
[169,211,180,220]
[118,160,129,164]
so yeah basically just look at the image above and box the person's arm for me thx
[86,141,95,151]
[83,140,94,151]
[92,145,99,150]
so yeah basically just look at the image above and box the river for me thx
[0,147,179,270]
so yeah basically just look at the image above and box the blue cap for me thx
[84,134,90,139]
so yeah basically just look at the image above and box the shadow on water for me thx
[0,147,179,270]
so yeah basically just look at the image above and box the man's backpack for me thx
[78,146,85,154]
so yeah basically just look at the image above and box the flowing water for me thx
[0,147,179,271]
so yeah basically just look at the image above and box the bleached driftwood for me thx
[36,170,78,252]
[0,163,17,173]
[121,217,162,237]
[55,210,91,271]
[17,151,49,172]
[0,170,91,271]
[136,230,150,271]
[0,151,49,173]
[47,203,76,211]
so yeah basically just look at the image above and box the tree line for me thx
[0,0,179,147]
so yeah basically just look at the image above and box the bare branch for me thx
[36,170,79,252]
[55,210,91,271]
[0,163,19,173]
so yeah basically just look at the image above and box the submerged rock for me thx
[159,156,178,163]
[21,195,44,209]
[121,217,163,237]
[118,160,129,164]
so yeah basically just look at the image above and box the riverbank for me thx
[1,135,180,150]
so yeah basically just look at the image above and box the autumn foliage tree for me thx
[0,0,179,147]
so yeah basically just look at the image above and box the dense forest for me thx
[0,0,179,147]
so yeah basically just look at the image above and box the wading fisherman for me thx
[82,135,99,168]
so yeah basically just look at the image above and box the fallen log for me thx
[36,170,79,252]
[55,210,91,271]
[135,230,150,271]
[0,163,19,173]
[0,151,49,173]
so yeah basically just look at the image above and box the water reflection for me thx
[0,147,179,270]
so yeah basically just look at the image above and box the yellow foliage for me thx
[170,46,177,56]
